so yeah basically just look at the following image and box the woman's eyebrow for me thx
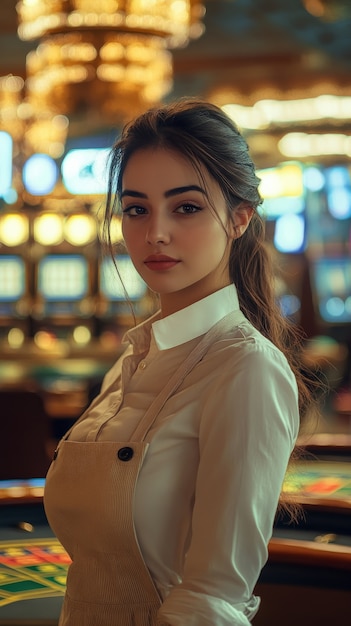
[121,185,207,199]
[121,189,147,199]
[165,185,207,198]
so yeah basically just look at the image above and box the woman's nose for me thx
[146,215,171,245]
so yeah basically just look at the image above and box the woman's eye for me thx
[122,206,147,216]
[175,204,201,215]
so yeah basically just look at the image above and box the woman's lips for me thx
[144,255,180,271]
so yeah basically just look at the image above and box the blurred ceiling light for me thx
[17,0,205,46]
[279,133,351,158]
[33,213,64,245]
[222,95,351,129]
[0,75,25,142]
[65,214,97,245]
[17,1,205,120]
[0,213,29,246]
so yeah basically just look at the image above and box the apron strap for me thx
[131,311,245,441]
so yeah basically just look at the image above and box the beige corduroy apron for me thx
[44,439,162,625]
[44,312,244,626]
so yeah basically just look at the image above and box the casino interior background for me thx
[1,0,351,456]
[0,2,351,624]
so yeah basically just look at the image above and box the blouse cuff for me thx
[157,588,260,626]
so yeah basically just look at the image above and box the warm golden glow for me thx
[98,215,123,244]
[0,73,69,157]
[34,330,60,351]
[7,328,25,349]
[17,0,205,47]
[65,214,97,245]
[0,75,25,141]
[0,213,29,246]
[33,213,64,245]
[258,164,304,199]
[279,133,351,158]
[222,95,351,129]
[17,1,205,118]
[110,216,123,243]
[25,113,69,158]
[25,32,173,117]
[73,325,92,345]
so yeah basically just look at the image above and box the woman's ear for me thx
[228,202,254,239]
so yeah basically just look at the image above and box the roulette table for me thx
[0,481,65,624]
[1,458,351,625]
[0,537,68,625]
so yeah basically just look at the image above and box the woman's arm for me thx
[157,342,299,626]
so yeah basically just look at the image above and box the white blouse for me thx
[69,285,300,626]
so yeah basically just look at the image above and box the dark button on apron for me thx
[117,446,134,461]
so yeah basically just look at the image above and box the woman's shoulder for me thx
[202,316,295,384]
[208,316,285,359]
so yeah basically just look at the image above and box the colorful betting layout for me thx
[0,538,70,607]
[284,461,351,499]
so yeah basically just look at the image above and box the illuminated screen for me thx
[23,154,58,196]
[100,256,147,301]
[38,255,88,301]
[258,163,305,220]
[324,165,351,220]
[0,256,25,301]
[61,148,110,194]
[0,131,12,197]
[312,258,351,324]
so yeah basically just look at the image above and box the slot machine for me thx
[258,162,314,334]
[30,251,96,422]
[30,210,99,353]
[304,164,351,430]
[309,256,351,425]
[312,257,351,329]
[33,253,91,346]
[0,254,29,349]
[0,212,32,363]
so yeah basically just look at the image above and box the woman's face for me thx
[121,147,246,316]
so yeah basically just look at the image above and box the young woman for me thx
[44,99,313,626]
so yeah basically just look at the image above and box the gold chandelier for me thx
[0,74,69,158]
[16,1,206,121]
[0,75,25,144]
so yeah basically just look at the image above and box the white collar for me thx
[152,284,240,350]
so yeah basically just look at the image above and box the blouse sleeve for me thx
[157,341,299,626]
